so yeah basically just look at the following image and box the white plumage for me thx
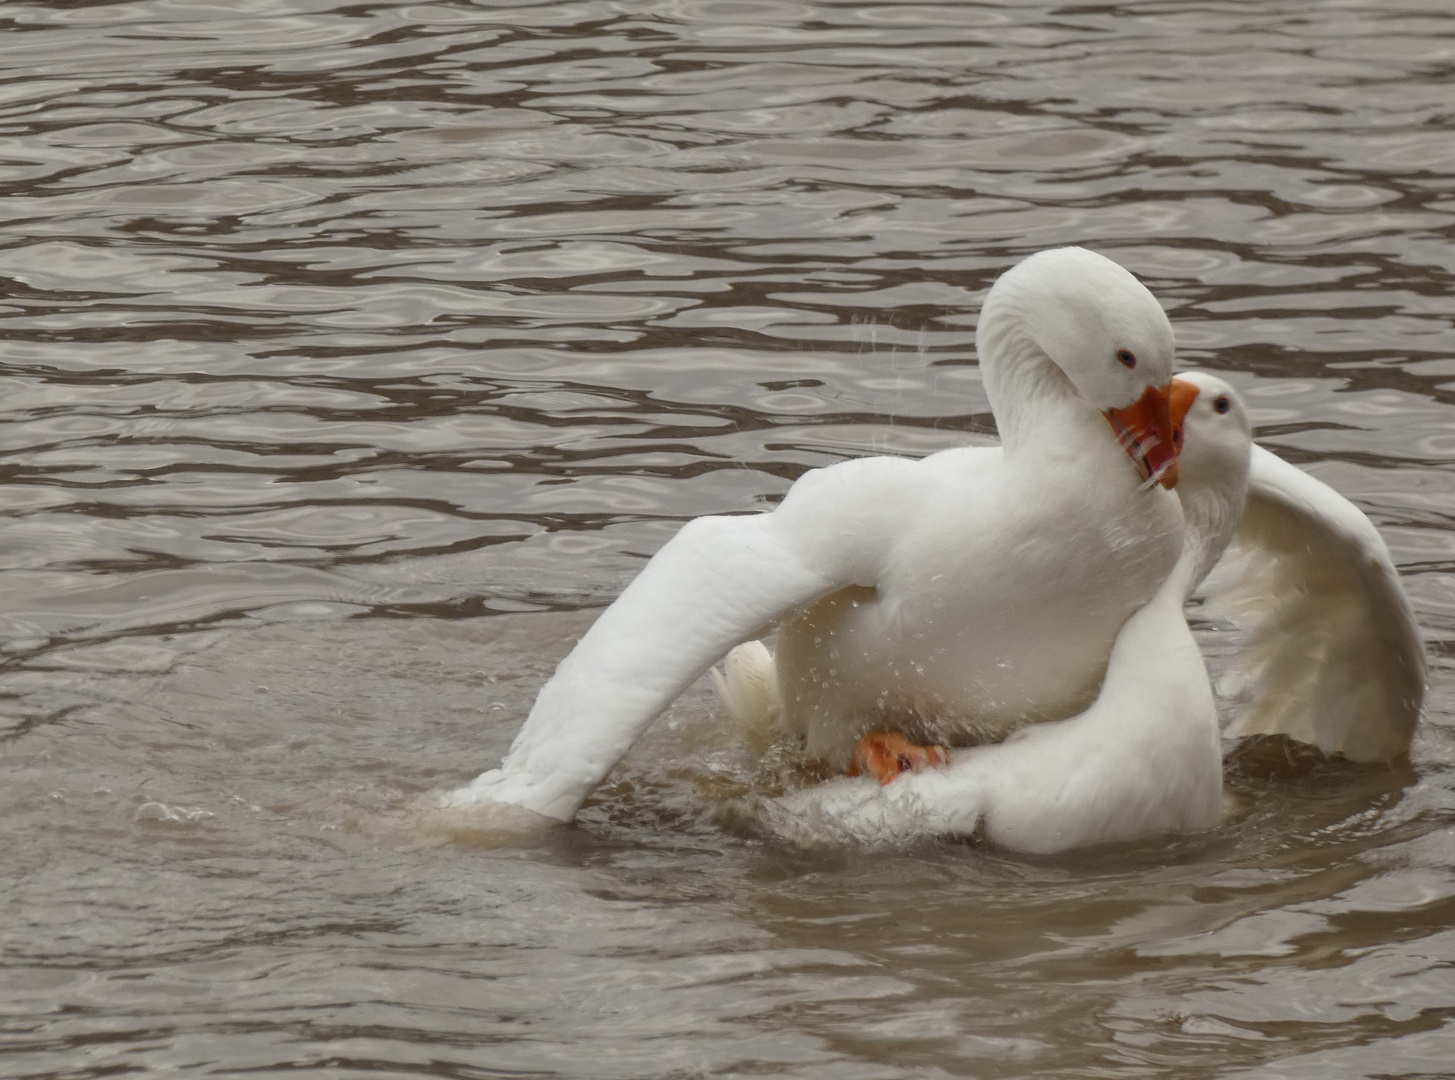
[1203,445,1424,762]
[759,557,1226,852]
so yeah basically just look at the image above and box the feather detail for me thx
[711,640,783,755]
[1202,445,1425,762]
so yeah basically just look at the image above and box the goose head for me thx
[1168,371,1253,587]
[978,247,1180,488]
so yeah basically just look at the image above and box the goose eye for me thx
[1115,349,1137,369]
[1213,396,1231,414]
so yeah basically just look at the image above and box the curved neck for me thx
[1177,474,1248,591]
[977,295,1085,452]
[1165,544,1205,605]
[1108,546,1202,667]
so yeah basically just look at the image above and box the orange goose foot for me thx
[848,732,950,785]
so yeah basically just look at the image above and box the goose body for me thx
[770,426,1184,769]
[448,247,1186,822]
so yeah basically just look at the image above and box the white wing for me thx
[448,456,933,821]
[1200,444,1425,762]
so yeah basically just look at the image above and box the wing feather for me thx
[1201,444,1424,762]
[447,512,840,819]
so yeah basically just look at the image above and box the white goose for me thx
[448,247,1186,821]
[757,372,1427,851]
[759,371,1252,851]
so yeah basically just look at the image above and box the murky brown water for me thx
[3,1,1455,1076]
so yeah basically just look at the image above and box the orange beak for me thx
[1103,382,1179,490]
[1167,377,1201,458]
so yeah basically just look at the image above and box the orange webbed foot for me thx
[848,732,950,785]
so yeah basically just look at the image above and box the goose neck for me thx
[978,313,1084,453]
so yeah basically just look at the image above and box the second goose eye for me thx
[1116,349,1137,369]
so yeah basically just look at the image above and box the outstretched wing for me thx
[1200,444,1425,762]
[448,455,932,821]
[447,512,839,820]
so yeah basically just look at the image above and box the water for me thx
[2,0,1454,1075]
